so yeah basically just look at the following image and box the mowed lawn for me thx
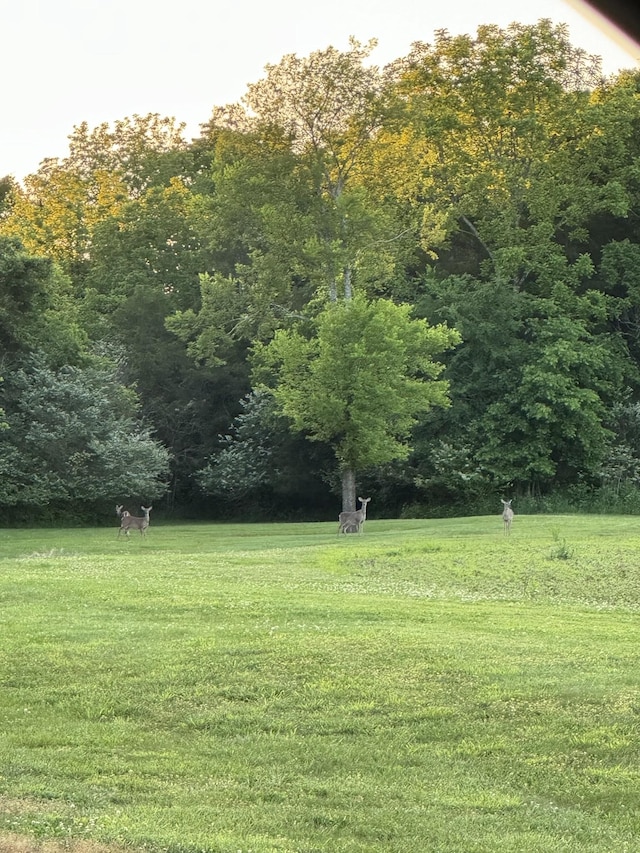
[0,513,639,852]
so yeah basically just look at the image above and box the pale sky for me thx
[2,0,638,183]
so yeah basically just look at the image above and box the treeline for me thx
[2,20,640,523]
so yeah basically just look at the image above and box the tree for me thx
[199,38,401,305]
[195,390,336,519]
[599,402,640,502]
[64,114,190,195]
[0,235,53,355]
[0,235,87,366]
[0,163,128,280]
[0,114,191,279]
[0,358,170,512]
[0,176,16,215]
[600,240,640,365]
[413,274,630,497]
[253,293,460,509]
[378,21,628,290]
[244,37,383,200]
[82,176,243,509]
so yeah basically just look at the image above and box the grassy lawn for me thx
[0,513,639,852]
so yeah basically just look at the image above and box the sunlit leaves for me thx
[254,293,460,472]
[0,114,191,276]
[379,21,635,287]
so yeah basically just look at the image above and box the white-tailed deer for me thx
[116,505,130,520]
[338,497,371,535]
[118,505,152,537]
[501,499,514,535]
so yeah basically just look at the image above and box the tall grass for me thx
[0,514,639,852]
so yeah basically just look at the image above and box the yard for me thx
[0,513,638,852]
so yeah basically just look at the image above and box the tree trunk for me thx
[341,468,357,512]
[343,265,352,301]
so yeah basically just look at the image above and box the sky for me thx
[2,0,638,183]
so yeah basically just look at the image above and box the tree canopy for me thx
[254,294,459,490]
[1,20,640,520]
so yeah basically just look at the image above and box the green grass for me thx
[0,514,639,852]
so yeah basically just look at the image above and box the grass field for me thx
[0,513,639,852]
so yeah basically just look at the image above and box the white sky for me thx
[2,0,638,182]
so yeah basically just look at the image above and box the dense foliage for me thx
[1,20,639,520]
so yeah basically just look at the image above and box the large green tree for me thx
[377,21,632,288]
[243,36,386,291]
[356,22,640,504]
[187,38,409,329]
[253,293,460,509]
[413,273,631,498]
[83,178,230,508]
[0,358,169,514]
[0,114,190,280]
[0,236,171,519]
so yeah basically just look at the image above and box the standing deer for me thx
[118,506,152,537]
[501,499,514,535]
[338,497,371,535]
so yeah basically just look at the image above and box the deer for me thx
[118,505,152,537]
[116,505,130,520]
[501,499,514,535]
[338,497,371,535]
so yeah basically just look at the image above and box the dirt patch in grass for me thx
[0,835,124,853]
